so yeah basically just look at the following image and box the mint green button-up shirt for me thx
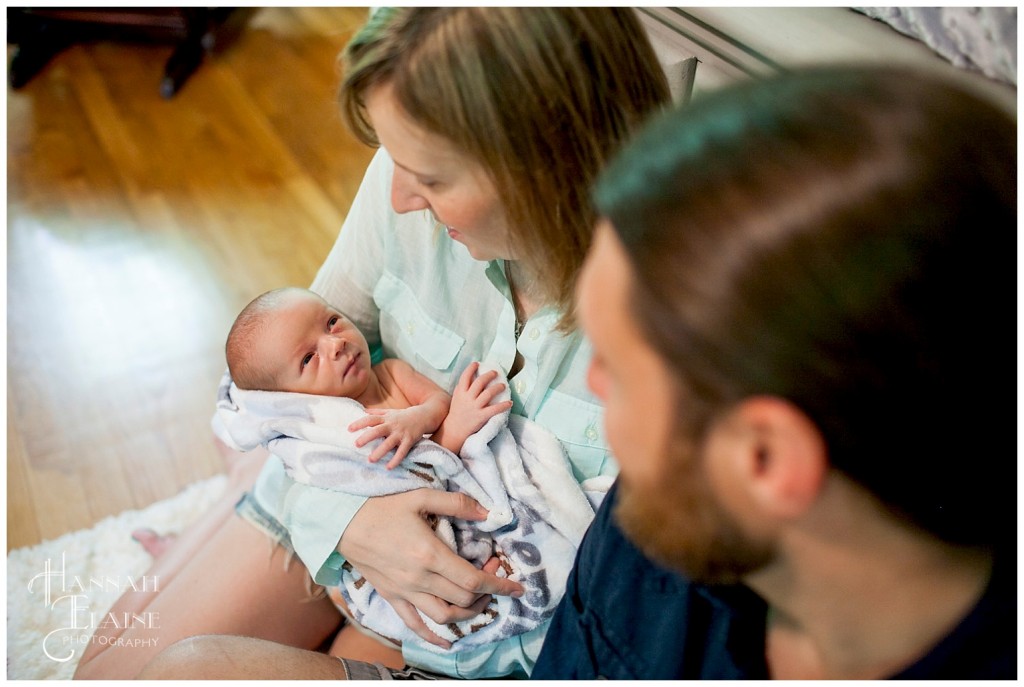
[247,149,614,678]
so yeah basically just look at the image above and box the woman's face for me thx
[365,83,514,262]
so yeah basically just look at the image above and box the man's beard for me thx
[614,448,776,585]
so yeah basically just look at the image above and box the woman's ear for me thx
[713,396,828,524]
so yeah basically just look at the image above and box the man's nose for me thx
[390,167,429,214]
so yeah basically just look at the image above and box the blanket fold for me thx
[213,368,607,652]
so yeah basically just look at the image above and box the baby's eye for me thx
[327,316,339,329]
[301,352,314,369]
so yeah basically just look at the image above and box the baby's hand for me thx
[349,408,431,469]
[445,363,514,447]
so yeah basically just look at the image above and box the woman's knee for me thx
[137,635,235,679]
[138,634,350,680]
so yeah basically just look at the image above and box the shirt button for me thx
[514,379,524,394]
[528,327,540,341]
[585,424,599,443]
[406,322,416,335]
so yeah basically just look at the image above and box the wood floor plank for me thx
[8,7,375,550]
[7,404,42,550]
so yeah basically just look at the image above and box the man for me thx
[533,67,1016,679]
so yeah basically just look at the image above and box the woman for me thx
[73,8,670,679]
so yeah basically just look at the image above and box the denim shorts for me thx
[235,491,295,554]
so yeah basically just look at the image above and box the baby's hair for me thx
[226,287,311,391]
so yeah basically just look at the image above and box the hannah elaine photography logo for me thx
[27,553,161,663]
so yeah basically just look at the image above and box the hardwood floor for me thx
[7,7,377,550]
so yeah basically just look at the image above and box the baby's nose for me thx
[320,335,345,360]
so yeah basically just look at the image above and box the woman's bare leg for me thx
[329,624,405,668]
[74,513,342,679]
[129,441,265,559]
[76,443,263,671]
[323,588,404,667]
[138,635,350,680]
[74,445,341,679]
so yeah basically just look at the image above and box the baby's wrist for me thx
[435,422,470,455]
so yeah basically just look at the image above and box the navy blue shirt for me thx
[532,480,1016,679]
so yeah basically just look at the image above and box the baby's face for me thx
[258,291,373,397]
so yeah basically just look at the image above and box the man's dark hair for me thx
[594,67,1016,547]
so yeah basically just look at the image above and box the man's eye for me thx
[301,353,314,369]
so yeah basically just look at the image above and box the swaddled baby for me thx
[222,286,604,661]
[226,286,511,468]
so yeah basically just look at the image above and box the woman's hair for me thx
[594,67,1016,548]
[339,8,671,327]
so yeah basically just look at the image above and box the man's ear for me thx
[726,396,828,522]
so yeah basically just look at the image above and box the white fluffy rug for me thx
[7,475,227,680]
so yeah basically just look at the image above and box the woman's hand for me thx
[338,489,525,648]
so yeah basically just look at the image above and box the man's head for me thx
[226,287,372,397]
[578,67,1016,583]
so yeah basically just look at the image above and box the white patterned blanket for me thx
[213,370,609,653]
